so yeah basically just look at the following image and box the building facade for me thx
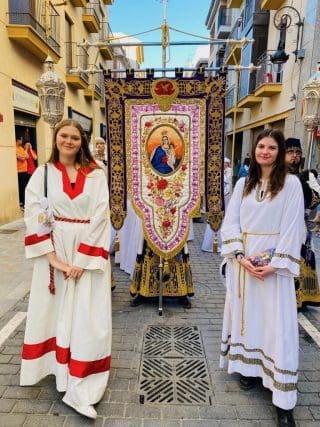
[0,0,143,224]
[206,0,320,175]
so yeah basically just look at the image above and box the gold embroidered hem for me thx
[130,245,194,298]
[221,341,297,376]
[221,341,297,392]
[227,354,297,392]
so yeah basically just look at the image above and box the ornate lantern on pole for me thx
[302,63,320,168]
[36,56,65,128]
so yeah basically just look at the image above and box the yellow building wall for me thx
[0,1,112,224]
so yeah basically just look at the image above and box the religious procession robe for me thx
[220,174,304,410]
[20,163,112,407]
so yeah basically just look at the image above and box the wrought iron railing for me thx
[99,21,113,41]
[83,2,100,26]
[218,8,232,28]
[224,17,242,59]
[255,51,283,89]
[7,0,60,54]
[225,84,237,111]
[99,72,105,104]
[66,43,89,84]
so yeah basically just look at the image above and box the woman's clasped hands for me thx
[238,257,276,281]
[47,252,84,280]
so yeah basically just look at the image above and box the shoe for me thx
[130,295,145,307]
[239,374,257,390]
[276,407,296,427]
[179,296,191,309]
[62,396,97,419]
[310,213,320,223]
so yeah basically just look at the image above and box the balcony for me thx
[99,22,113,60]
[7,2,61,63]
[224,18,242,65]
[238,94,263,108]
[69,0,86,6]
[227,0,243,8]
[84,85,101,100]
[84,71,102,100]
[254,51,283,97]
[225,84,244,118]
[66,44,89,89]
[82,3,100,33]
[216,8,232,39]
[261,0,285,10]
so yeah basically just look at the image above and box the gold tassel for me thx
[213,235,218,253]
[114,231,120,252]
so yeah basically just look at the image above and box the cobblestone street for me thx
[0,218,320,426]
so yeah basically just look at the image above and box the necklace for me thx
[255,180,269,202]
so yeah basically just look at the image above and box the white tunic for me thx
[20,163,112,407]
[220,175,305,410]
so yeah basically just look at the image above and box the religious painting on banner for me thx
[105,75,225,259]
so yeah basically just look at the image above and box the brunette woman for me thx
[220,129,304,427]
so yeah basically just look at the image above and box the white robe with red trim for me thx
[21,163,112,407]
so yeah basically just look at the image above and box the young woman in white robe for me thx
[220,129,304,427]
[21,120,112,420]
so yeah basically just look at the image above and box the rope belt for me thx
[239,231,279,336]
[54,216,90,224]
[48,216,90,295]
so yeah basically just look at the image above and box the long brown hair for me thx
[47,119,98,170]
[243,128,287,198]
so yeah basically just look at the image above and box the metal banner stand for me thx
[158,0,168,316]
[158,256,164,316]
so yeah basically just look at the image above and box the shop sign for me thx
[13,85,39,115]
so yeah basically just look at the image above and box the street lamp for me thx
[36,56,65,128]
[270,6,304,65]
[302,62,320,169]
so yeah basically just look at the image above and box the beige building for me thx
[206,0,320,174]
[0,0,144,225]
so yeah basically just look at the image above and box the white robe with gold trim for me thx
[220,175,304,410]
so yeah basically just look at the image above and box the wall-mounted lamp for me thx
[270,6,304,65]
[36,56,65,128]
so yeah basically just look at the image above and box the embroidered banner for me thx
[105,76,225,258]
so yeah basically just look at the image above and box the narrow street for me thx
[0,218,320,426]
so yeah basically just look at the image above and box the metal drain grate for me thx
[144,325,204,358]
[139,325,211,405]
[0,229,18,234]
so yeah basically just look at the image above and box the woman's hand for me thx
[238,258,265,281]
[256,265,277,278]
[47,252,70,275]
[65,265,84,280]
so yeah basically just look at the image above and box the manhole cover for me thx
[0,229,18,234]
[139,325,211,405]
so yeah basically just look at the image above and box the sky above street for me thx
[109,0,211,70]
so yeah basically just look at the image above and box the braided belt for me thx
[54,216,90,224]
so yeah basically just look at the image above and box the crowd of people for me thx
[19,120,320,426]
